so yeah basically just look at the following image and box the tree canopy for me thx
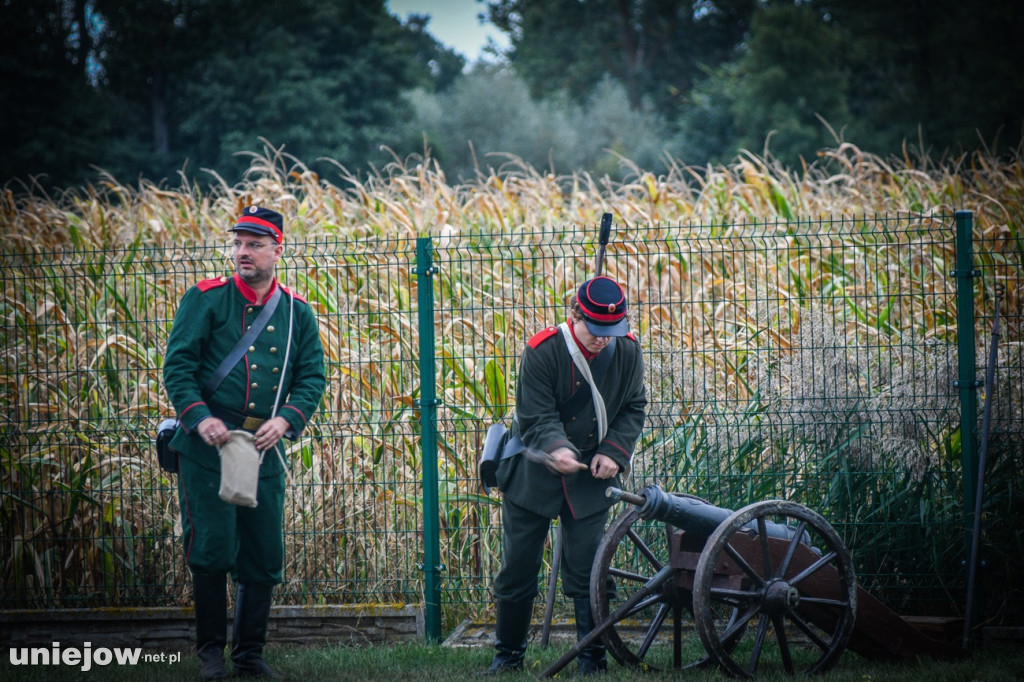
[3,0,1022,189]
[3,0,462,187]
[488,0,1024,165]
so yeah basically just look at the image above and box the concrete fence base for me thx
[0,604,424,652]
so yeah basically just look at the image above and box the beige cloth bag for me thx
[218,430,263,507]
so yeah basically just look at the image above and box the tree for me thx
[397,12,466,93]
[490,0,1024,167]
[89,0,461,183]
[1,0,109,186]
[3,0,464,187]
[487,0,756,118]
[401,66,678,182]
[729,3,851,164]
[817,0,1024,155]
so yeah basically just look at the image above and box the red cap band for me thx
[233,215,283,243]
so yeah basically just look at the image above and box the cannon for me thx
[541,485,964,678]
[541,485,858,678]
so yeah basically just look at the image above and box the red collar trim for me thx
[567,320,599,360]
[232,273,278,304]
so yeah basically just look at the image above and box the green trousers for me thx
[177,456,286,585]
[494,496,609,603]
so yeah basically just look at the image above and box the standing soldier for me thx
[163,206,326,679]
[484,276,647,676]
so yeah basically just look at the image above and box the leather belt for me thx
[208,404,266,432]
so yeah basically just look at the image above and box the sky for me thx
[386,0,510,63]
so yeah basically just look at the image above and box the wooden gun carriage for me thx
[542,485,964,678]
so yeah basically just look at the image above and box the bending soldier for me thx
[484,276,647,676]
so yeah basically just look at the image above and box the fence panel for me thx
[430,213,1014,625]
[2,213,1022,632]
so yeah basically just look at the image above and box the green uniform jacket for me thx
[163,273,326,476]
[497,324,647,520]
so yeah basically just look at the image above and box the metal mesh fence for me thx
[2,213,1022,632]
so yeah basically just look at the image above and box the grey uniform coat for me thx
[497,324,647,520]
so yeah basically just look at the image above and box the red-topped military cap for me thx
[577,276,629,337]
[231,206,284,244]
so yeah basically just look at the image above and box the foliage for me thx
[400,69,679,182]
[7,1,1024,192]
[488,0,756,116]
[2,0,460,187]
[0,0,111,185]
[490,0,1024,168]
[727,3,852,165]
[814,0,1024,157]
[1,140,1022,628]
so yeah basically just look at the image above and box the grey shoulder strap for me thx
[203,285,283,395]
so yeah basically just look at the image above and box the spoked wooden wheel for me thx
[692,500,857,678]
[590,495,718,670]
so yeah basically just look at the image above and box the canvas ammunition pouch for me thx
[218,430,263,507]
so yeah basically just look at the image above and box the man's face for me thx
[572,315,613,354]
[231,232,282,285]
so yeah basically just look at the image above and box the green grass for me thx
[2,641,1022,681]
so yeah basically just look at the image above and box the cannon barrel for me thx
[607,485,806,544]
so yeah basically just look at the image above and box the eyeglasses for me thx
[231,239,274,251]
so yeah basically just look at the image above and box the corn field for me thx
[1,141,1022,631]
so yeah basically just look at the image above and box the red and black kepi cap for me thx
[231,206,284,244]
[577,276,629,337]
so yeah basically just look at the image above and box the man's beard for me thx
[236,261,273,286]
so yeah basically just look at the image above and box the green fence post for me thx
[416,236,443,642]
[953,209,979,632]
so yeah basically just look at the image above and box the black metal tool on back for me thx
[595,212,612,276]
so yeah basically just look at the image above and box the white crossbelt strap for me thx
[267,288,296,481]
[558,322,608,442]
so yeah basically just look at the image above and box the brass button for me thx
[248,403,256,410]
[575,380,581,386]
[272,367,279,374]
[270,347,277,354]
[272,385,278,391]
[251,364,258,370]
[249,346,256,352]
[251,382,258,388]
[267,326,275,333]
[571,417,576,421]
[247,307,254,314]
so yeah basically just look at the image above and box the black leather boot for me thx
[230,582,282,679]
[573,597,607,676]
[480,599,534,675]
[193,571,229,680]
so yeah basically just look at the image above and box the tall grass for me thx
[1,140,1022,627]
